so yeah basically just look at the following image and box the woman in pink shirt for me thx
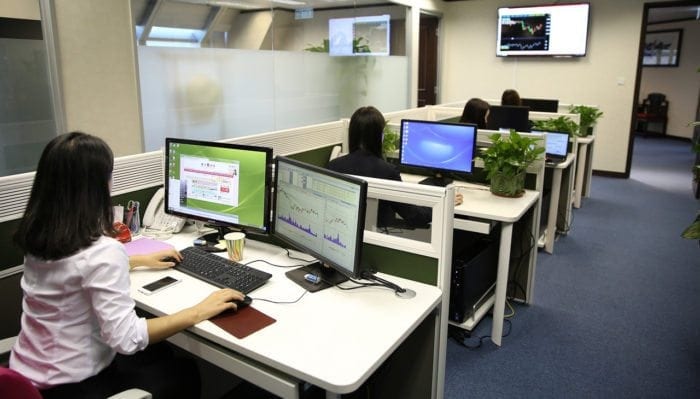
[10,132,245,398]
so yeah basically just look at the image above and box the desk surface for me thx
[129,233,442,394]
[400,173,539,223]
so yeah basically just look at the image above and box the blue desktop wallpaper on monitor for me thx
[400,121,476,173]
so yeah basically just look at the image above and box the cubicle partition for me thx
[0,120,348,341]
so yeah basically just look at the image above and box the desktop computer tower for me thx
[449,227,500,324]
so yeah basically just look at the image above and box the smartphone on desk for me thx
[138,276,181,295]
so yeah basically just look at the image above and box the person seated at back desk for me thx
[459,98,490,129]
[327,106,463,229]
[501,88,522,106]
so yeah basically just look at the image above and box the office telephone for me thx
[143,188,186,233]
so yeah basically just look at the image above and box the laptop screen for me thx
[545,132,569,158]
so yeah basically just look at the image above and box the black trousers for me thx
[41,343,201,399]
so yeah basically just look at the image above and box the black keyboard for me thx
[174,246,272,294]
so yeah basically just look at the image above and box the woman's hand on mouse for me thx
[192,289,245,321]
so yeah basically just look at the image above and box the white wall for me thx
[0,0,40,20]
[440,0,652,175]
[639,19,700,139]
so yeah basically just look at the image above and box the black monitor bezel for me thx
[398,119,479,178]
[521,98,559,113]
[164,137,274,235]
[271,156,368,280]
[486,105,531,132]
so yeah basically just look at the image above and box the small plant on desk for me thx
[569,105,603,136]
[477,130,544,198]
[531,116,579,136]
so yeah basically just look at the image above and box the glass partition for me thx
[132,0,409,151]
[0,18,56,177]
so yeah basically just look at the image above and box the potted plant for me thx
[478,130,545,197]
[382,124,399,159]
[531,116,579,136]
[682,121,700,242]
[569,105,603,136]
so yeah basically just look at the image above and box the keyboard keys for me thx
[174,246,272,293]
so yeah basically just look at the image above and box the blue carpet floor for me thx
[444,136,700,398]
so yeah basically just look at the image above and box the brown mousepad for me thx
[210,306,276,339]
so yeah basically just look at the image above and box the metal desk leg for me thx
[574,144,588,209]
[545,168,563,253]
[491,222,513,346]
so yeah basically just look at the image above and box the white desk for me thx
[452,183,539,346]
[129,232,442,398]
[539,154,576,254]
[399,175,540,346]
[574,135,595,208]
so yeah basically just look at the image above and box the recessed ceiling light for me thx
[273,0,306,6]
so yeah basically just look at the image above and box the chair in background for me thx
[636,93,669,136]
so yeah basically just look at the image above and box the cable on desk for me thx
[449,317,512,350]
[359,270,407,294]
[331,272,404,293]
[284,249,316,263]
[243,259,305,269]
[250,289,309,305]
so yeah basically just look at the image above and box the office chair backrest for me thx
[0,366,43,399]
[645,93,668,114]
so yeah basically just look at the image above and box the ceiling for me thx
[178,0,385,10]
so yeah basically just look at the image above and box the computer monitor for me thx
[521,98,559,113]
[164,137,273,244]
[486,105,531,132]
[398,119,478,186]
[532,130,571,162]
[273,156,367,290]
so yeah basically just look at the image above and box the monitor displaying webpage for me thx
[166,140,270,231]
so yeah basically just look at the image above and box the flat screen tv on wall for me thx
[496,3,590,57]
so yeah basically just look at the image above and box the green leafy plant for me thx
[382,125,399,158]
[478,130,544,196]
[683,129,700,240]
[569,105,604,136]
[681,213,700,240]
[304,37,371,54]
[531,116,579,136]
[305,39,329,52]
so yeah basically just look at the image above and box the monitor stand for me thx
[419,173,453,187]
[285,262,348,293]
[196,225,232,253]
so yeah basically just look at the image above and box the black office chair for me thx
[636,93,669,136]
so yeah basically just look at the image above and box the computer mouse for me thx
[224,295,252,313]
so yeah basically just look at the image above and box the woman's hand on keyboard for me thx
[128,248,183,270]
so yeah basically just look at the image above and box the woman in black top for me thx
[459,98,490,129]
[327,106,462,228]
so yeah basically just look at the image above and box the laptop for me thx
[543,131,569,164]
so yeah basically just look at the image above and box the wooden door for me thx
[418,15,439,107]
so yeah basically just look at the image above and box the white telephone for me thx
[142,188,186,234]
